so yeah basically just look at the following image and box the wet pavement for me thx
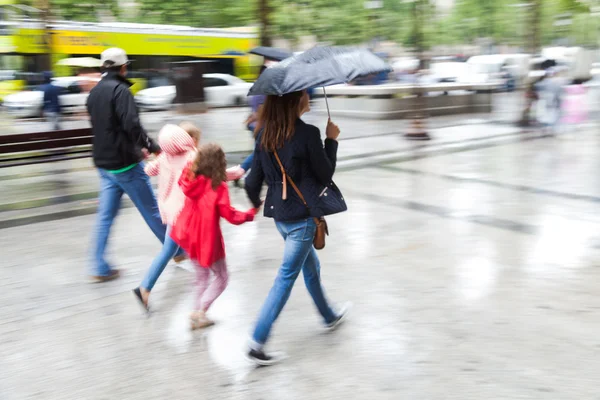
[2,117,600,398]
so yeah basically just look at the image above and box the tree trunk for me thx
[37,0,52,71]
[518,0,542,127]
[527,0,542,54]
[412,0,424,68]
[406,0,430,140]
[258,0,272,47]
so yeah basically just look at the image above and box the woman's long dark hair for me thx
[256,91,303,152]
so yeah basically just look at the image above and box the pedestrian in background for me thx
[561,83,588,129]
[171,144,257,329]
[535,68,565,134]
[87,48,170,282]
[133,123,199,312]
[40,71,62,130]
[244,90,349,366]
[227,65,267,184]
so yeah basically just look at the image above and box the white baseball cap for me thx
[101,47,129,67]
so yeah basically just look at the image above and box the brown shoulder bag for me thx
[274,152,328,250]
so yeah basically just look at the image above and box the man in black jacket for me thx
[87,47,166,282]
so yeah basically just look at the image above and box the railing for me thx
[311,82,501,119]
[0,128,93,168]
[313,82,500,97]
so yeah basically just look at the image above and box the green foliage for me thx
[432,0,598,48]
[134,0,255,27]
[19,0,600,49]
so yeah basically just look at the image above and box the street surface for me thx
[1,100,600,399]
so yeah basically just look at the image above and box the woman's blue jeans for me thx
[250,218,337,349]
[141,226,180,291]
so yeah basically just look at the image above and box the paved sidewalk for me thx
[3,132,600,398]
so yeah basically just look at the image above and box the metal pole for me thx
[323,87,331,119]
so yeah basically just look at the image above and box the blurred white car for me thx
[429,62,468,83]
[591,62,600,78]
[2,76,100,118]
[135,73,252,111]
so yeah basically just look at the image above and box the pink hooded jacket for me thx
[145,124,197,225]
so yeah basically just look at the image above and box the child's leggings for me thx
[193,258,229,312]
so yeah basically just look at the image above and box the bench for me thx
[0,128,93,168]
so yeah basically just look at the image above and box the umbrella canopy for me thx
[56,57,102,68]
[249,46,292,62]
[248,46,392,96]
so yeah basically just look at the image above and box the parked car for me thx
[429,61,468,83]
[463,54,530,90]
[135,73,252,111]
[590,62,600,78]
[2,76,100,118]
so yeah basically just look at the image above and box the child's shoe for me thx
[190,311,215,330]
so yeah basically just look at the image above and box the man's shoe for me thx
[89,269,120,283]
[246,349,286,367]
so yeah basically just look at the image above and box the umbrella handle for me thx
[323,87,331,119]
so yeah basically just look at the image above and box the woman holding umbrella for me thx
[227,65,268,183]
[244,90,349,366]
[243,46,389,365]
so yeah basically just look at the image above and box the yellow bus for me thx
[0,10,260,99]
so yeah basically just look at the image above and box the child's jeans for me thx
[141,225,179,291]
[194,259,229,312]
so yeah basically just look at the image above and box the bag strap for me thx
[274,151,323,229]
[273,151,307,207]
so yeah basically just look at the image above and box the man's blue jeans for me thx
[93,164,166,276]
[250,218,337,349]
[141,225,180,291]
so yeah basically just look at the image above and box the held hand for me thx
[226,165,246,181]
[253,199,264,215]
[245,113,257,126]
[325,119,340,141]
[141,148,151,159]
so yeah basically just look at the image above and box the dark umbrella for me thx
[249,46,292,62]
[248,46,392,116]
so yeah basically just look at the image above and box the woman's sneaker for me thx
[246,349,286,367]
[325,302,351,331]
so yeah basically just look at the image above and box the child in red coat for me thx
[171,144,257,329]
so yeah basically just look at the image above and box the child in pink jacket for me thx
[133,122,199,312]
